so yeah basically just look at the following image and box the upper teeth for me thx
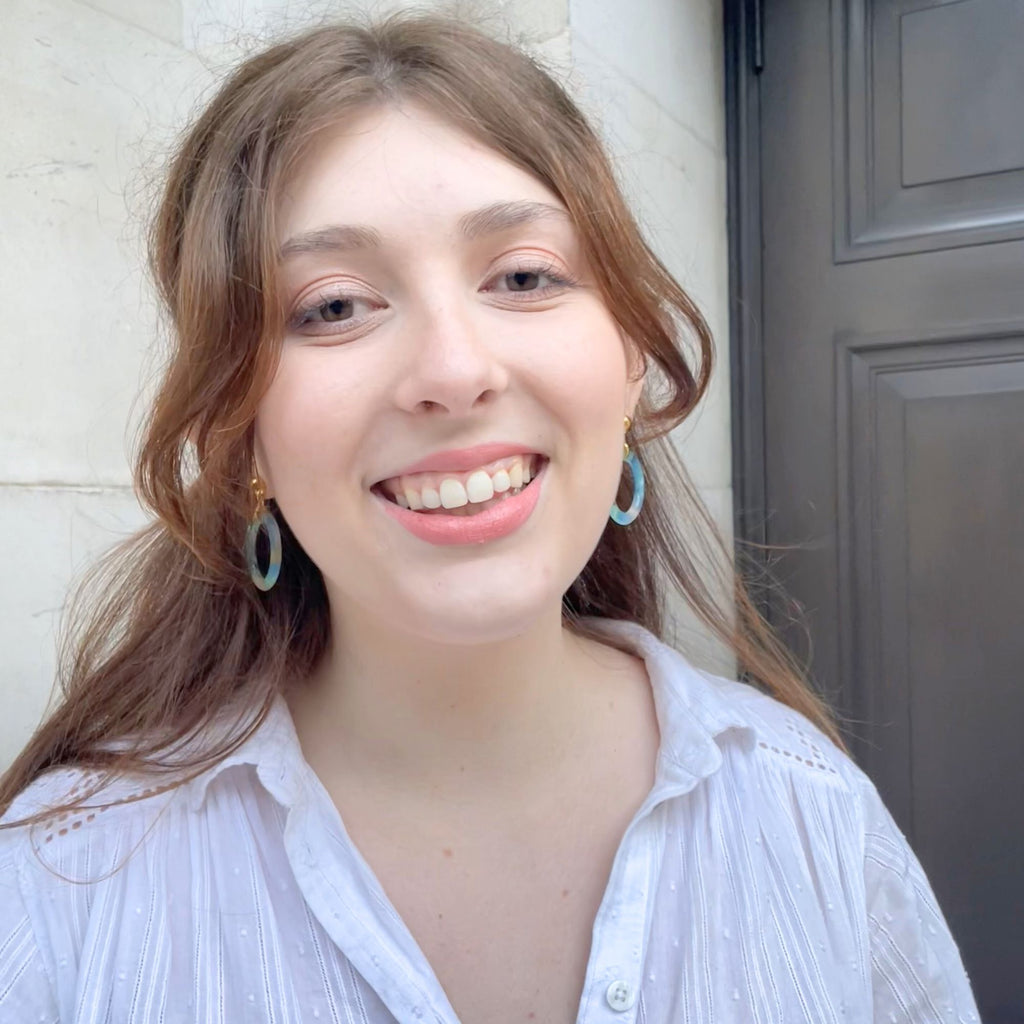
[380,455,540,510]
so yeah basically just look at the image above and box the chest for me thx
[366,825,617,1024]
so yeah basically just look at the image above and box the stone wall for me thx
[0,0,730,766]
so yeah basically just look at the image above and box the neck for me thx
[288,606,622,797]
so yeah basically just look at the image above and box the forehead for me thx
[276,103,568,240]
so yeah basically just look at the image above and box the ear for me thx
[252,431,275,500]
[623,342,646,422]
[625,373,645,423]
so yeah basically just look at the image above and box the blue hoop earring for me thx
[610,448,645,526]
[245,477,282,591]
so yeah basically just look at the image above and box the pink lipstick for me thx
[374,460,546,546]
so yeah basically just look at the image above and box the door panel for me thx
[835,0,1024,260]
[752,0,1024,1015]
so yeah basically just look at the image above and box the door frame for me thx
[724,0,849,709]
[724,0,766,574]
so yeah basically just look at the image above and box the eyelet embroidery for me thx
[755,721,838,775]
[38,776,179,845]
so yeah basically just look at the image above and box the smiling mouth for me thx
[373,454,548,517]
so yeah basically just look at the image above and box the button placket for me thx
[579,815,663,1022]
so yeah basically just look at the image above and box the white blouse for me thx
[0,620,979,1023]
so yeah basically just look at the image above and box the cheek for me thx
[532,326,633,519]
[523,306,631,400]
[541,330,632,442]
[254,350,369,492]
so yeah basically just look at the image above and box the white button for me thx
[605,979,636,1012]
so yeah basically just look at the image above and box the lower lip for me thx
[374,461,546,546]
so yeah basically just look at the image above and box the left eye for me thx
[297,296,362,324]
[316,297,355,321]
[489,267,570,294]
[503,270,545,292]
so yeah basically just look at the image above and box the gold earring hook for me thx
[251,476,266,519]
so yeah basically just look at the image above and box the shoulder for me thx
[0,698,299,882]
[589,617,868,796]
[0,765,173,1011]
[0,738,290,886]
[704,672,856,781]
[671,663,980,1012]
[0,756,277,981]
[695,666,877,813]
[0,758,286,1021]
[645,640,881,849]
[0,764,193,902]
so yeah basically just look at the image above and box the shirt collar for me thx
[186,695,307,812]
[581,618,759,791]
[187,619,760,813]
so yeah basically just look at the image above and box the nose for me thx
[392,299,509,416]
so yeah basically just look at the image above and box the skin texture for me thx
[259,101,646,751]
[257,105,658,1022]
[260,103,642,648]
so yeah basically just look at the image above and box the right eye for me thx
[293,295,368,325]
[288,290,387,336]
[309,297,357,322]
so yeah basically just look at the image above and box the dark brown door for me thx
[729,1,1024,1017]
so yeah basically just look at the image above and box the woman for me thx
[0,13,978,1023]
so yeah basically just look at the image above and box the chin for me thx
[392,577,562,648]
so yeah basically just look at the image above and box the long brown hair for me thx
[0,12,844,824]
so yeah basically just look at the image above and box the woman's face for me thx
[256,104,643,645]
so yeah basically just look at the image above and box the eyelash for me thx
[287,260,578,337]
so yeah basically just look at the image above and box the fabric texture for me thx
[0,620,980,1023]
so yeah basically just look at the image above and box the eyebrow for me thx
[278,200,571,260]
[459,200,570,240]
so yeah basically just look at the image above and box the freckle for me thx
[561,889,570,898]
[442,848,453,858]
[437,913,443,920]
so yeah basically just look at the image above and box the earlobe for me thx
[252,436,275,501]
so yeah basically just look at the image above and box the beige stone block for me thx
[0,485,147,771]
[668,373,733,493]
[491,0,569,43]
[570,36,731,492]
[0,0,213,486]
[569,0,723,156]
[530,27,572,76]
[571,35,728,305]
[77,0,185,45]
[182,0,568,64]
[662,484,737,678]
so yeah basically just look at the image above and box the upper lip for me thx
[379,443,543,480]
